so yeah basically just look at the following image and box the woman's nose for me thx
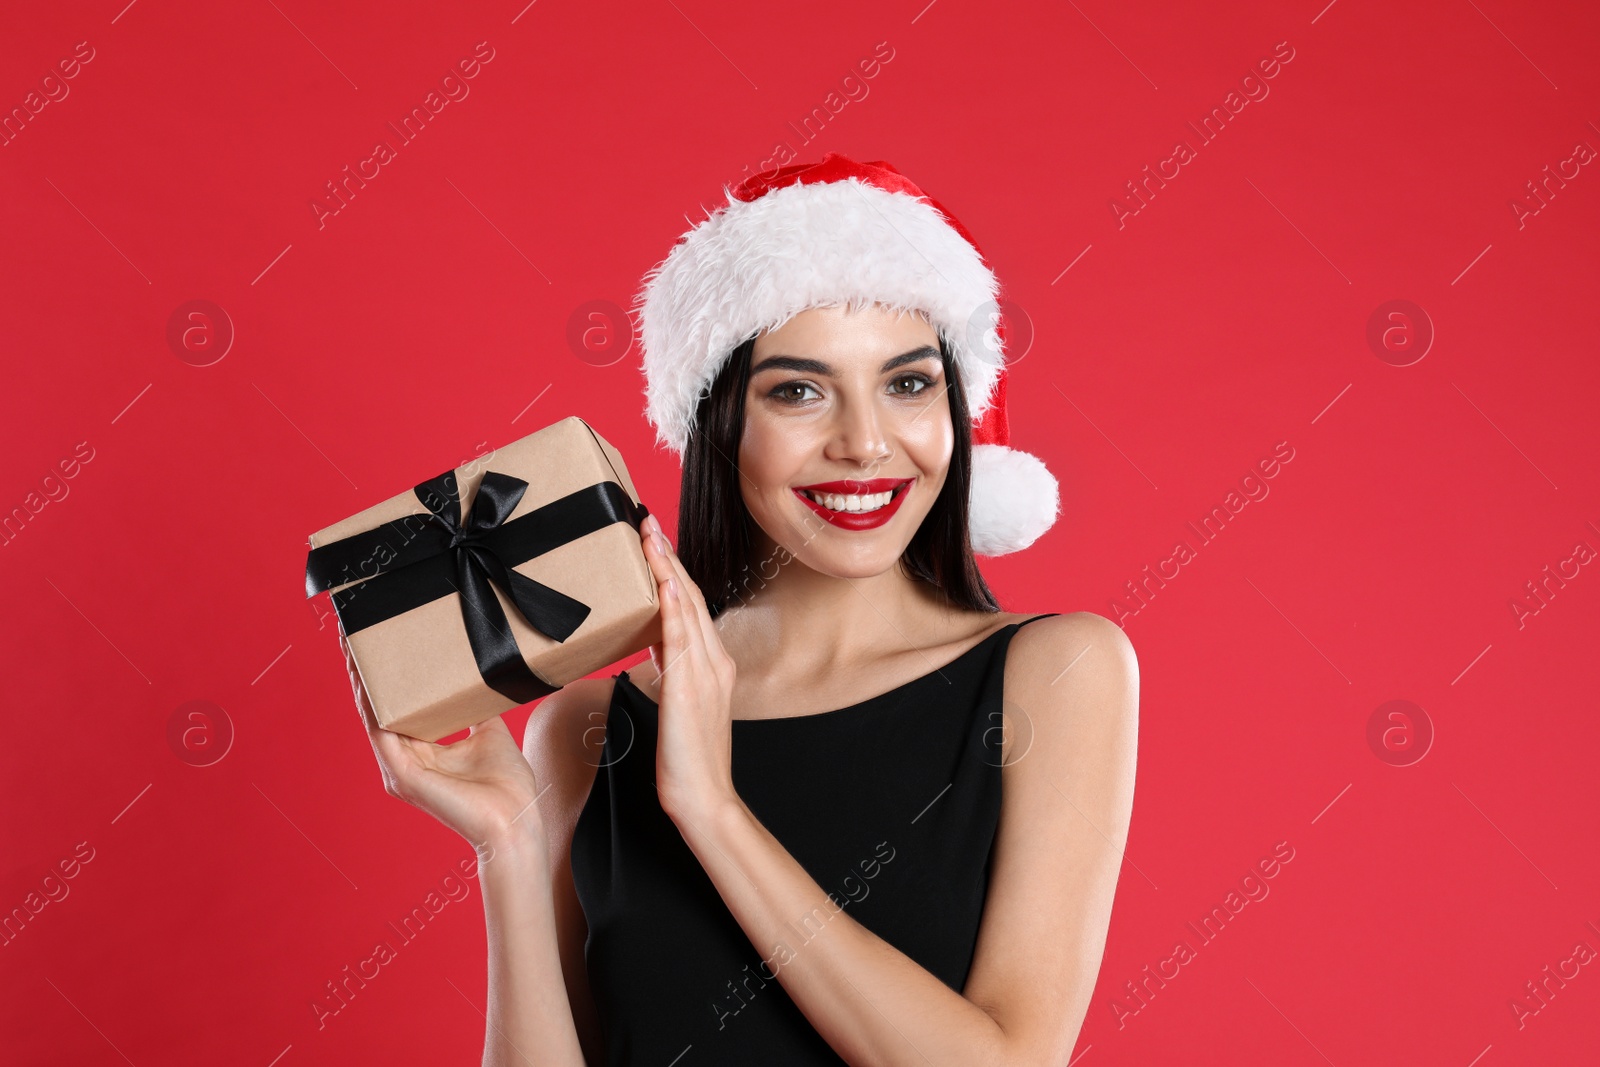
[824,397,894,469]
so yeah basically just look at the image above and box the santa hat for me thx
[633,152,1059,556]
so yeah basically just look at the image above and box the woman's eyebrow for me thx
[750,344,940,377]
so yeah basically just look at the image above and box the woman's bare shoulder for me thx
[521,676,620,810]
[1005,610,1138,695]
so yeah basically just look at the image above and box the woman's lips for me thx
[792,479,913,531]
[793,477,911,494]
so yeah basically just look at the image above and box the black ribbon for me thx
[305,469,651,705]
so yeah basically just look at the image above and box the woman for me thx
[345,154,1139,1065]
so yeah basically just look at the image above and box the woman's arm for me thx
[478,825,587,1067]
[339,635,590,1066]
[478,676,613,1066]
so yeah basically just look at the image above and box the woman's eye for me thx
[771,381,821,404]
[891,374,933,396]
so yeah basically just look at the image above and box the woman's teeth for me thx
[800,488,897,512]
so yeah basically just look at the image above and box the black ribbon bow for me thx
[304,468,651,705]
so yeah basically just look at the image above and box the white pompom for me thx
[968,444,1060,556]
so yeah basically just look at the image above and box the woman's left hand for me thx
[639,512,739,824]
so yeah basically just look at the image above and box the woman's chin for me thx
[792,536,912,580]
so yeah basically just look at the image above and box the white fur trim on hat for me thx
[635,177,1003,457]
[969,443,1060,556]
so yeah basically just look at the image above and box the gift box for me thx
[303,416,660,742]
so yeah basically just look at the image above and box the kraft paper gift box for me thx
[303,416,660,742]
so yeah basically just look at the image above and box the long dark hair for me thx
[676,331,1000,618]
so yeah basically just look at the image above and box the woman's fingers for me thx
[656,551,698,678]
[342,636,381,733]
[660,535,723,658]
[644,522,716,684]
[342,631,421,793]
[466,715,512,742]
[643,518,725,672]
[339,637,541,848]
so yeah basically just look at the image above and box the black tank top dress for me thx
[569,612,1061,1066]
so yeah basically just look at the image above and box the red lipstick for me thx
[792,478,913,531]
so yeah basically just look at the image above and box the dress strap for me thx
[1015,612,1062,630]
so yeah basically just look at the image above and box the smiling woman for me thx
[677,310,1000,617]
[559,154,1131,1066]
[345,153,1137,1067]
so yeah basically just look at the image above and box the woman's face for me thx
[739,302,954,578]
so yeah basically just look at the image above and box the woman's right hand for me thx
[342,632,547,854]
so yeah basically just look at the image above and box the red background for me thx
[3,0,1598,1063]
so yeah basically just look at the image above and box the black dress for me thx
[570,612,1062,1065]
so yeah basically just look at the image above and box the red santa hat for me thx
[632,152,1059,556]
